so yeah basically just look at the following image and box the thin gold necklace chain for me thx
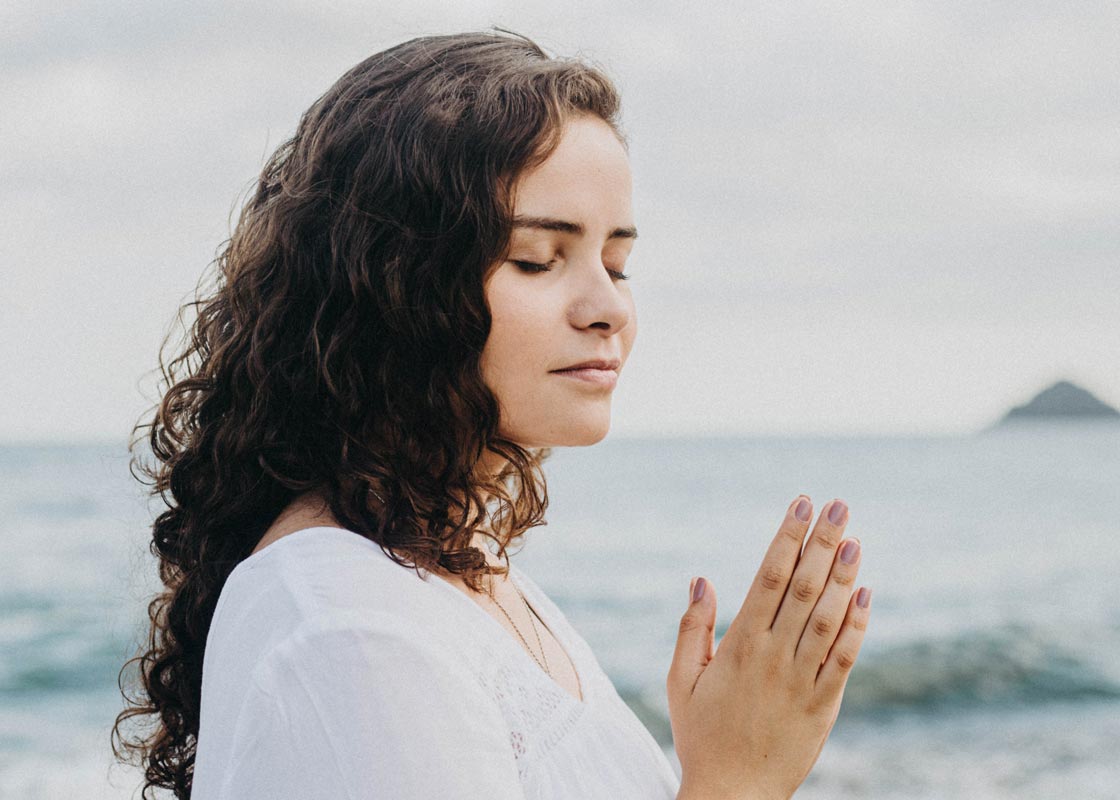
[489,577,551,676]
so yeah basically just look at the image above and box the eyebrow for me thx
[513,215,638,240]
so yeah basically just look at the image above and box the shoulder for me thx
[196,622,524,800]
[196,601,524,800]
[207,528,464,675]
[254,606,477,696]
[225,526,442,614]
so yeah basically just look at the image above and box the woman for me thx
[113,29,871,800]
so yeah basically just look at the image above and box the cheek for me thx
[482,287,540,376]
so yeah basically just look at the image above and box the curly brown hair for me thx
[111,28,624,799]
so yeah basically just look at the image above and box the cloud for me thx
[1,1,1117,440]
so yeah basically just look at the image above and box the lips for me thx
[550,358,621,373]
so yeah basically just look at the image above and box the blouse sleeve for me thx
[211,611,525,800]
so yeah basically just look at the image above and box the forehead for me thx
[510,116,633,232]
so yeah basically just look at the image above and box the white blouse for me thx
[192,526,682,799]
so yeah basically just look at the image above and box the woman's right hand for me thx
[667,496,872,800]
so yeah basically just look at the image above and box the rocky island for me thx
[996,380,1120,426]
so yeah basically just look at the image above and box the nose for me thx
[567,257,633,334]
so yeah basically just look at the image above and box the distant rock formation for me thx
[998,380,1120,426]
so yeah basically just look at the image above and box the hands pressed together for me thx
[668,496,871,800]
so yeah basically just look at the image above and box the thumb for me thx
[667,576,716,703]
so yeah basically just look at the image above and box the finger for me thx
[667,576,718,704]
[814,586,871,699]
[770,498,849,642]
[793,537,861,669]
[731,495,814,635]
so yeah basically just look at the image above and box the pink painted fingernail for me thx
[857,587,871,608]
[692,577,707,603]
[839,539,860,564]
[795,498,811,521]
[828,499,848,525]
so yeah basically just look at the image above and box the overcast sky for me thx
[2,1,1117,442]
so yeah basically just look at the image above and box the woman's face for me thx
[481,114,637,448]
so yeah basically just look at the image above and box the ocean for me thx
[1,424,1118,798]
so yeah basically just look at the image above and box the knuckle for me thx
[804,691,826,713]
[678,613,705,636]
[834,648,858,671]
[754,643,785,680]
[830,569,855,588]
[791,576,818,603]
[812,529,841,550]
[731,633,758,664]
[810,695,839,720]
[805,685,833,710]
[779,524,804,545]
[810,615,835,638]
[847,615,869,632]
[759,563,787,592]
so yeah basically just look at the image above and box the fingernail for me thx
[692,577,707,603]
[828,499,848,525]
[795,497,811,522]
[839,539,860,564]
[857,587,871,608]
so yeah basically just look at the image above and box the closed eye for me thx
[512,260,553,273]
[511,260,630,281]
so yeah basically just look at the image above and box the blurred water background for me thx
[1,423,1118,798]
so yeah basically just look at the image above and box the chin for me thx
[556,425,611,447]
[507,417,612,448]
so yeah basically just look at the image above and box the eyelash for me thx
[512,260,631,281]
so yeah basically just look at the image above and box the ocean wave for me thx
[839,620,1120,715]
[0,592,132,697]
[621,619,1120,745]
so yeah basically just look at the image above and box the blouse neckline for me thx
[236,525,593,709]
[422,557,590,708]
